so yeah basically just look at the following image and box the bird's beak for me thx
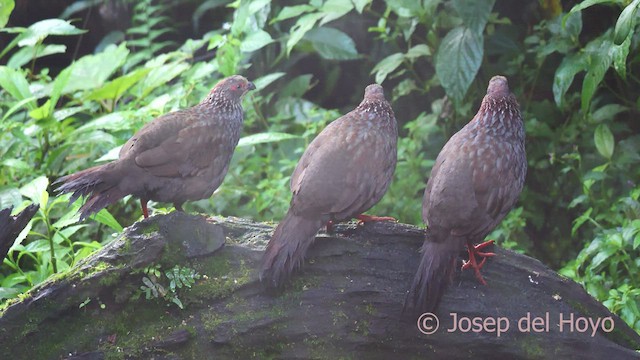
[247,82,256,91]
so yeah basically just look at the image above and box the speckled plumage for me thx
[261,84,398,289]
[404,76,526,314]
[56,75,255,220]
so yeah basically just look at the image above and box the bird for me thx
[0,204,39,261]
[260,84,398,289]
[404,75,527,314]
[56,75,255,220]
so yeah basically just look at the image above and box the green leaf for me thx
[594,124,615,159]
[252,72,286,90]
[581,40,613,113]
[613,0,639,45]
[271,4,315,23]
[0,66,36,109]
[18,19,86,47]
[303,27,358,60]
[371,53,404,84]
[553,53,587,107]
[435,27,483,102]
[286,12,324,56]
[591,103,628,122]
[238,132,301,147]
[7,44,66,69]
[19,176,49,206]
[452,0,495,34]
[567,0,618,15]
[95,145,123,162]
[0,0,15,28]
[89,208,123,232]
[62,43,129,94]
[351,0,371,13]
[84,68,151,101]
[240,29,273,52]
[319,0,354,26]
[405,44,431,60]
[612,33,631,79]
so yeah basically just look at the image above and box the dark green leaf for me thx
[553,53,587,107]
[435,27,483,102]
[452,0,495,34]
[89,208,123,232]
[303,27,358,60]
[0,66,36,109]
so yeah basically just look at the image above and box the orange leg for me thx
[141,199,149,219]
[461,240,496,285]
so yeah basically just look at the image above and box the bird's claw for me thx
[461,240,496,285]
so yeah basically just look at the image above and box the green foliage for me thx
[138,264,201,309]
[0,0,639,335]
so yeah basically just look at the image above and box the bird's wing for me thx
[121,110,227,178]
[290,112,394,219]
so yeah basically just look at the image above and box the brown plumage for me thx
[404,76,527,313]
[0,205,39,261]
[260,84,398,289]
[56,75,255,220]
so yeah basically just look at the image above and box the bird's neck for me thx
[473,96,524,141]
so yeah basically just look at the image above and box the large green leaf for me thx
[252,72,286,89]
[17,19,85,47]
[552,53,587,107]
[581,39,613,113]
[84,68,151,101]
[62,43,129,94]
[452,0,495,34]
[435,27,483,102]
[0,0,15,29]
[19,176,49,207]
[240,29,273,53]
[7,44,66,69]
[303,27,358,60]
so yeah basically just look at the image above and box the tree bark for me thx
[0,212,638,359]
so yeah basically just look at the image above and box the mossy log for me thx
[0,212,638,359]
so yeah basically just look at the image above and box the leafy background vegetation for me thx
[0,0,638,334]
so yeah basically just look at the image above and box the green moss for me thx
[141,222,160,235]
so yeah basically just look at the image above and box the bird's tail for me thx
[54,163,127,220]
[404,234,461,314]
[260,208,323,289]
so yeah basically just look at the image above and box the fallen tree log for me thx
[0,212,638,359]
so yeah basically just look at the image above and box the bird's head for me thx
[363,84,386,101]
[486,75,510,98]
[208,75,256,103]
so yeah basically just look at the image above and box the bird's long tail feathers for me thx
[54,164,126,220]
[260,208,323,289]
[404,235,461,314]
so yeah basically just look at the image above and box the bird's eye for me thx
[234,84,242,90]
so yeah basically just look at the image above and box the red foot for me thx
[354,214,396,226]
[325,220,335,233]
[461,240,496,285]
[141,199,149,219]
